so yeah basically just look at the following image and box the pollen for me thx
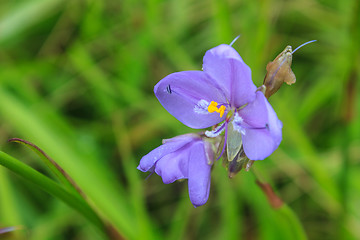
[207,101,226,117]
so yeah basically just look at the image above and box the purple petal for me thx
[203,44,257,107]
[239,91,268,128]
[242,128,275,160]
[154,71,227,129]
[188,141,212,207]
[137,138,193,172]
[265,98,283,148]
[241,92,282,160]
[155,146,190,184]
[162,133,199,144]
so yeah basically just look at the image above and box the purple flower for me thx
[139,42,283,207]
[137,133,214,207]
[154,44,282,161]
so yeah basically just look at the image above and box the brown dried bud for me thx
[263,46,296,98]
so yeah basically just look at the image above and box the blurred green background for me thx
[0,0,359,239]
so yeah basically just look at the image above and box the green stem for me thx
[338,125,351,238]
[0,151,106,236]
[277,205,308,240]
[252,167,307,239]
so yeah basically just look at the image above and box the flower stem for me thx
[252,167,308,239]
[276,205,308,240]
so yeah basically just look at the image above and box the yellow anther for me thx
[207,101,226,117]
[218,105,226,118]
[207,101,219,113]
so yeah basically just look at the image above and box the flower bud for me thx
[263,46,296,98]
[228,147,249,178]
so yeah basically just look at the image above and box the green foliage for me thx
[0,0,359,239]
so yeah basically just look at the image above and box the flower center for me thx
[207,101,226,117]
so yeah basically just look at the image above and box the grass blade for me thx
[0,151,106,237]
